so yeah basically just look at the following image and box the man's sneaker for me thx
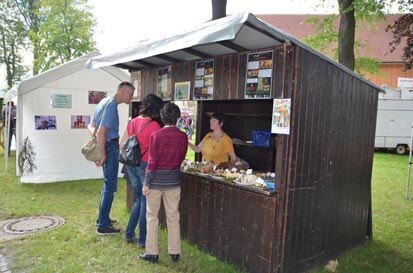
[96,225,121,235]
[95,218,118,227]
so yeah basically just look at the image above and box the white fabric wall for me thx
[19,69,129,183]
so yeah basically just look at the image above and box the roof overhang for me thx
[86,12,383,92]
[86,13,295,71]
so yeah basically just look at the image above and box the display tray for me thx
[181,171,277,196]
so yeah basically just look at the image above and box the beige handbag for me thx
[81,100,111,162]
[81,136,101,162]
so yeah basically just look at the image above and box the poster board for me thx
[271,98,291,134]
[194,59,214,100]
[245,50,273,99]
[157,66,172,100]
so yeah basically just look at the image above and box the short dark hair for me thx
[161,102,181,125]
[118,81,134,90]
[211,112,225,125]
[139,94,163,118]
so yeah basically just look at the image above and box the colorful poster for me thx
[157,66,172,100]
[245,50,273,99]
[194,59,214,100]
[88,91,107,104]
[71,115,90,129]
[35,115,57,130]
[174,81,191,100]
[271,99,291,135]
[51,94,72,108]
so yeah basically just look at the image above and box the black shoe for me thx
[96,225,121,235]
[124,237,137,244]
[95,218,118,227]
[139,253,159,263]
[170,254,180,262]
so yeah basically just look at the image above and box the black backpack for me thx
[119,120,152,166]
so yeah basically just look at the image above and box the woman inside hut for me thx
[188,112,239,166]
[120,94,163,247]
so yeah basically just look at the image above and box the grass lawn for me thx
[1,151,412,273]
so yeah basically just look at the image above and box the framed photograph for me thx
[35,115,57,130]
[71,115,90,129]
[174,81,191,100]
[88,91,107,104]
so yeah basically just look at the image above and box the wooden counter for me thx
[179,172,278,273]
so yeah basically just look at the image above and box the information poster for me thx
[194,59,214,100]
[51,94,72,108]
[271,98,291,135]
[245,50,273,99]
[157,66,172,100]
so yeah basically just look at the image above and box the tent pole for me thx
[4,103,10,171]
[407,121,413,200]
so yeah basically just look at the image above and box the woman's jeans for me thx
[125,162,148,245]
[97,140,119,228]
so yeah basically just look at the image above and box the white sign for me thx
[271,98,291,135]
[397,77,413,88]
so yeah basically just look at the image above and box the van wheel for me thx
[396,145,407,155]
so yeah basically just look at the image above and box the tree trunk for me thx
[338,0,355,71]
[212,0,227,20]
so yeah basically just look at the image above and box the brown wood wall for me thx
[180,174,277,273]
[281,48,379,273]
[365,63,413,89]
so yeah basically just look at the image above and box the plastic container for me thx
[252,131,271,147]
[265,181,275,192]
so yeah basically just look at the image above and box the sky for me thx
[1,0,339,91]
[88,0,338,54]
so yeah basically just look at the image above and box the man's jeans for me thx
[125,162,147,245]
[97,140,119,228]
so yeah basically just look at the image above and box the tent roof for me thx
[18,52,129,96]
[85,12,381,91]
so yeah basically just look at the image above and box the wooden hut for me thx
[86,13,379,273]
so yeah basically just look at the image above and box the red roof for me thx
[257,14,404,63]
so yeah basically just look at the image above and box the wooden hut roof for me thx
[86,12,381,91]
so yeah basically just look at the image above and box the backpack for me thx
[119,119,152,166]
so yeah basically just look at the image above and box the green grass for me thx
[1,151,412,273]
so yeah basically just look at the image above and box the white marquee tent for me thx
[16,52,130,183]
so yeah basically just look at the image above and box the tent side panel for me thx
[282,48,379,273]
[19,69,129,183]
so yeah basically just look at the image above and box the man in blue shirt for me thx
[88,82,134,235]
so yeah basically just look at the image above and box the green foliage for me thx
[13,0,96,75]
[302,12,382,75]
[0,0,29,88]
[34,0,96,73]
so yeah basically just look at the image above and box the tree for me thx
[304,0,386,72]
[35,0,96,72]
[211,0,226,20]
[386,0,413,70]
[0,0,28,89]
[13,0,96,74]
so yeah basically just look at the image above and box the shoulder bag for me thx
[81,100,111,162]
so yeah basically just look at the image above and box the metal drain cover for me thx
[3,216,64,235]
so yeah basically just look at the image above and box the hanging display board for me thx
[88,91,107,104]
[35,115,57,130]
[157,66,172,100]
[71,115,90,129]
[50,94,72,108]
[271,98,291,135]
[245,50,273,99]
[194,59,214,100]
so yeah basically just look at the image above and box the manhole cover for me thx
[3,216,64,235]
